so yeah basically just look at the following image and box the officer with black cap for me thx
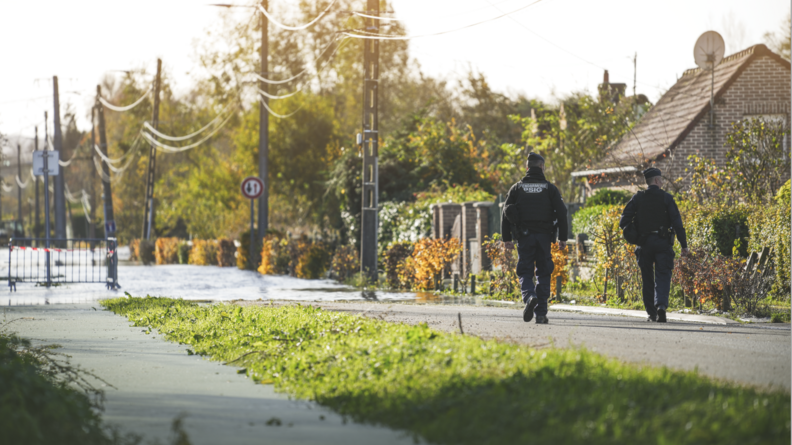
[501,152,568,324]
[619,167,690,322]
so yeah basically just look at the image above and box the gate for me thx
[8,237,119,290]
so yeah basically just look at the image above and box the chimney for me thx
[603,70,609,84]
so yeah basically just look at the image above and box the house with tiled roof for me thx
[572,44,790,194]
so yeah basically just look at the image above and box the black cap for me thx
[643,167,661,179]
[528,152,545,163]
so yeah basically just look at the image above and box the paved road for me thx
[300,301,791,391]
[3,304,414,445]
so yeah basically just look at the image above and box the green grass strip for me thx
[102,296,790,445]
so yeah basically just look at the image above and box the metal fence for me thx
[8,238,119,290]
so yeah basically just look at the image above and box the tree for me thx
[764,13,791,60]
[725,117,791,203]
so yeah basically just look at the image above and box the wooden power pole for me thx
[142,58,162,240]
[52,76,66,240]
[258,0,269,238]
[360,0,380,280]
[89,107,97,239]
[34,126,40,239]
[17,143,22,227]
[96,86,116,238]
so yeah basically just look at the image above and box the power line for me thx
[142,103,235,141]
[254,35,348,85]
[343,0,545,40]
[484,0,604,70]
[257,0,337,31]
[99,85,153,112]
[257,94,304,118]
[140,111,235,152]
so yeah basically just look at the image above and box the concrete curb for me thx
[549,304,739,325]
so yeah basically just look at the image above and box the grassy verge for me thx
[103,296,789,445]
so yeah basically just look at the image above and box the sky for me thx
[0,0,788,144]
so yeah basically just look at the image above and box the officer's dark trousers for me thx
[635,234,675,317]
[516,233,554,316]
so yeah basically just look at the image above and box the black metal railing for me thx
[7,237,119,290]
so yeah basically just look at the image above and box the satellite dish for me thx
[694,31,725,71]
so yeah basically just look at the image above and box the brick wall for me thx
[655,55,791,188]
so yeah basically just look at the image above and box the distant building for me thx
[572,44,791,194]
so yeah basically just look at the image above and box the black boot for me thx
[523,295,538,322]
[535,315,549,324]
[657,307,667,323]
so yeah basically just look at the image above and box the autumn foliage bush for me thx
[483,235,569,301]
[330,245,359,281]
[383,242,413,288]
[296,242,332,279]
[189,240,218,266]
[399,238,461,291]
[216,239,236,267]
[155,238,180,265]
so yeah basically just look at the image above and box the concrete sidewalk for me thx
[550,303,738,325]
[3,304,414,445]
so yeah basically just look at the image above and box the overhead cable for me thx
[257,0,337,31]
[93,156,115,183]
[142,104,236,141]
[15,174,30,189]
[94,141,141,173]
[1,182,13,192]
[351,11,402,21]
[140,112,235,152]
[58,142,82,167]
[93,133,144,165]
[99,85,153,112]
[484,0,604,70]
[258,87,303,100]
[258,94,304,118]
[343,0,545,40]
[254,35,347,85]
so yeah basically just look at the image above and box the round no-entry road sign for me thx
[241,176,264,200]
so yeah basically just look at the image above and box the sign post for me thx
[33,149,59,287]
[241,176,264,269]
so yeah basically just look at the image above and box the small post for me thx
[722,285,731,312]
[457,312,464,335]
[470,275,476,295]
[616,276,624,302]
[249,198,255,270]
[556,275,563,300]
[453,274,459,292]
[684,289,692,307]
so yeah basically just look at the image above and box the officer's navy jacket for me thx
[619,185,689,248]
[501,168,568,243]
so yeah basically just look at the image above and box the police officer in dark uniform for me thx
[501,153,568,324]
[619,167,690,322]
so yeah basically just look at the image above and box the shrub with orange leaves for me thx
[155,238,180,265]
[550,243,569,298]
[673,249,742,308]
[408,238,461,290]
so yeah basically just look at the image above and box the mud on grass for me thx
[102,296,790,445]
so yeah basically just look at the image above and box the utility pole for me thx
[17,144,22,227]
[44,111,51,239]
[34,126,40,239]
[359,0,380,280]
[89,107,97,239]
[258,0,269,239]
[142,58,162,240]
[52,76,66,241]
[96,86,115,238]
[633,52,637,98]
